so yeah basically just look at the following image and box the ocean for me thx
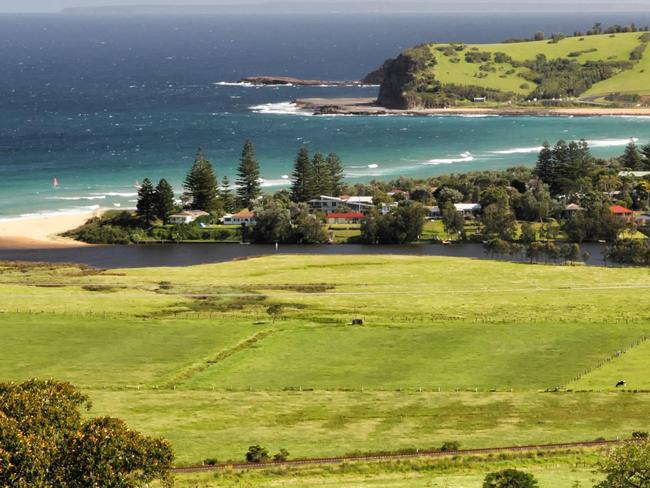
[2,11,650,219]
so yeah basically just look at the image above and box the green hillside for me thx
[1,256,650,469]
[376,31,650,108]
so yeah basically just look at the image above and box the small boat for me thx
[53,177,59,190]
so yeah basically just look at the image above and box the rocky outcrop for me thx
[375,54,422,109]
[239,76,366,86]
[361,58,394,85]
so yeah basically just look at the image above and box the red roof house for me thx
[326,212,365,224]
[609,205,633,215]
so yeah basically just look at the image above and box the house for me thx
[426,203,481,220]
[618,171,650,178]
[326,211,365,225]
[222,210,256,226]
[563,203,585,218]
[167,210,209,225]
[473,97,487,103]
[635,213,650,227]
[609,205,634,221]
[309,195,375,213]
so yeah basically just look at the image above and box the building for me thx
[308,195,374,213]
[609,205,634,221]
[222,210,256,226]
[167,210,209,225]
[326,211,365,225]
[563,203,585,218]
[618,171,650,178]
[427,203,481,220]
[635,213,650,227]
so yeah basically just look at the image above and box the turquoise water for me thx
[3,13,650,218]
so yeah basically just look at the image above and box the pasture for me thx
[0,255,649,471]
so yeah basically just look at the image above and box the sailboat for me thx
[53,177,59,190]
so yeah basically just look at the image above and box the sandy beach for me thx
[0,211,99,249]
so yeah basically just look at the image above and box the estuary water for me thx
[2,12,650,218]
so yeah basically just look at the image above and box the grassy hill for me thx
[1,255,649,479]
[376,31,650,108]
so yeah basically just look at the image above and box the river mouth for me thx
[0,242,608,269]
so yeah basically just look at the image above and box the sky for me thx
[0,0,647,13]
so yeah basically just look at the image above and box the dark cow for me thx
[616,380,627,388]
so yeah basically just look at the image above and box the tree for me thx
[560,243,581,264]
[290,148,314,202]
[273,448,290,462]
[641,141,650,168]
[596,439,650,488]
[520,222,537,244]
[136,178,156,223]
[236,140,262,209]
[533,141,554,185]
[482,202,517,241]
[326,153,345,196]
[622,141,644,170]
[483,469,538,488]
[250,200,293,244]
[220,176,236,213]
[245,445,269,463]
[293,210,328,244]
[361,204,426,244]
[154,178,175,223]
[311,151,330,197]
[184,147,218,211]
[435,187,464,206]
[0,379,173,488]
[441,202,464,238]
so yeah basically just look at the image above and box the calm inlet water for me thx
[2,12,650,218]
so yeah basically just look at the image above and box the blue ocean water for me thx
[3,12,650,218]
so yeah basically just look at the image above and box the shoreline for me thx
[0,210,101,250]
[295,97,650,117]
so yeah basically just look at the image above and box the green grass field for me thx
[0,256,649,474]
[424,32,650,98]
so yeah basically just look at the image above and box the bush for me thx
[465,51,492,63]
[203,458,218,465]
[440,441,461,452]
[483,469,539,488]
[632,431,649,439]
[273,448,290,462]
[245,445,270,463]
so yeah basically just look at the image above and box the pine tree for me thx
[326,153,345,196]
[290,147,313,202]
[236,140,261,209]
[154,178,175,223]
[641,140,650,165]
[136,178,156,223]
[534,141,554,186]
[183,147,218,211]
[220,175,236,213]
[311,151,329,197]
[622,141,643,170]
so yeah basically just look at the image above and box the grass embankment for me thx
[0,256,649,471]
[413,32,650,103]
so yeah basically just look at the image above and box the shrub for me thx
[440,441,461,452]
[465,51,492,63]
[632,431,649,439]
[203,458,218,465]
[273,449,290,462]
[483,469,539,488]
[246,445,270,463]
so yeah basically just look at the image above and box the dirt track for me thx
[174,438,627,473]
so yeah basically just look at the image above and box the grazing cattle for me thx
[616,380,627,388]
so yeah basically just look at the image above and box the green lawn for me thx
[425,32,650,99]
[1,256,649,470]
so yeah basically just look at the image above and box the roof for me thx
[610,205,633,215]
[454,203,482,211]
[618,171,650,178]
[231,210,255,218]
[565,203,585,211]
[344,196,374,204]
[326,212,365,219]
[171,210,209,217]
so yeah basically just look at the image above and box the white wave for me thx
[214,81,255,87]
[259,178,291,187]
[249,102,313,116]
[586,137,638,147]
[0,205,101,222]
[490,146,543,155]
[45,195,107,201]
[367,163,379,169]
[457,114,501,118]
[423,154,475,165]
[490,137,639,156]
[90,191,138,198]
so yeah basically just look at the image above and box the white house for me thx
[221,210,256,226]
[168,210,209,225]
[427,203,481,220]
[308,195,375,213]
